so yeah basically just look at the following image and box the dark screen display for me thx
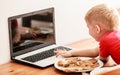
[8,8,55,53]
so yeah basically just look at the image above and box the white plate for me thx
[90,67,112,75]
[54,57,104,72]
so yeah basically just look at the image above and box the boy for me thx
[55,4,120,65]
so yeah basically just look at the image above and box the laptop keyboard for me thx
[22,46,71,63]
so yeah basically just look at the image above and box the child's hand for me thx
[54,49,72,57]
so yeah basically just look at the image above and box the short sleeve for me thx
[99,39,109,58]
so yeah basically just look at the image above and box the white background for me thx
[0,0,120,64]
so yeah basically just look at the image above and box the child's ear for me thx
[95,25,101,33]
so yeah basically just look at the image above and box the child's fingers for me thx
[54,49,64,57]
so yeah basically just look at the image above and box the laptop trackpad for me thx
[34,56,57,67]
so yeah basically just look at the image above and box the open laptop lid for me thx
[8,7,55,58]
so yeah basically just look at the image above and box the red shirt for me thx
[99,30,120,64]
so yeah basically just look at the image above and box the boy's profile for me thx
[55,4,120,74]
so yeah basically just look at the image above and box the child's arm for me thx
[70,47,99,57]
[55,46,99,57]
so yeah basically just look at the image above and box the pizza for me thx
[56,57,100,72]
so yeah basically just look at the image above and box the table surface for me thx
[101,68,120,75]
[0,38,101,75]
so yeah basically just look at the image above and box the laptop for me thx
[8,7,73,67]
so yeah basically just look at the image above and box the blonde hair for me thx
[85,4,120,31]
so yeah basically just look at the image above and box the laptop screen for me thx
[8,8,55,57]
